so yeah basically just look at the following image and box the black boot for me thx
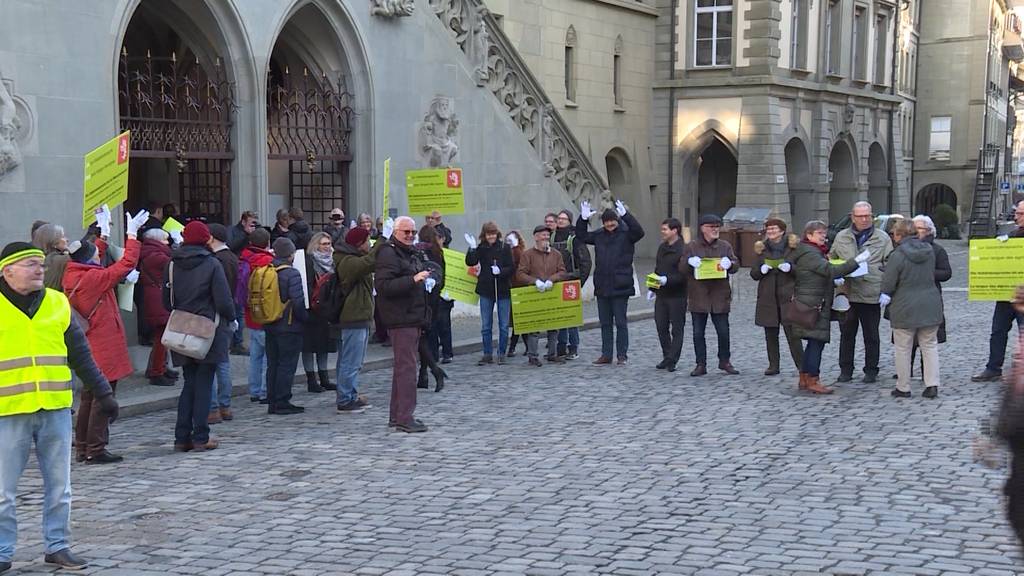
[764,330,780,376]
[417,366,429,389]
[507,334,520,357]
[432,366,448,392]
[318,371,336,391]
[306,371,324,393]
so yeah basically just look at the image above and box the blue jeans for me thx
[248,329,267,400]
[596,296,629,359]
[232,303,245,348]
[479,296,510,356]
[692,312,730,365]
[801,338,826,377]
[337,327,370,406]
[0,409,73,561]
[209,360,232,410]
[557,327,580,355]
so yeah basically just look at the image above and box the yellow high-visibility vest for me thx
[0,288,73,416]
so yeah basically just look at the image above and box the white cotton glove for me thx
[506,234,519,248]
[349,219,357,229]
[879,293,891,307]
[229,320,239,332]
[720,257,732,271]
[615,200,627,217]
[544,280,553,290]
[169,230,183,245]
[997,234,1010,242]
[646,290,656,301]
[381,218,394,239]
[491,264,500,275]
[779,262,792,273]
[834,277,845,287]
[855,249,871,264]
[126,209,149,237]
[96,204,112,238]
[760,264,771,275]
[657,275,667,286]
[440,290,453,302]
[424,277,436,293]
[688,256,702,269]
[535,279,546,292]
[124,270,140,284]
[580,200,594,220]
[464,233,478,249]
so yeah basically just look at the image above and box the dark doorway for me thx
[915,184,957,216]
[697,139,738,217]
[785,138,813,228]
[828,141,857,223]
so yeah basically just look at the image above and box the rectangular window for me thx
[613,54,622,107]
[826,0,842,74]
[694,0,733,67]
[874,12,889,84]
[564,46,576,102]
[790,0,807,69]
[929,116,952,162]
[852,5,866,80]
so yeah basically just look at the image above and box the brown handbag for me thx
[782,296,823,329]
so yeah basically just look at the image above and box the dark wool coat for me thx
[375,239,429,329]
[161,244,236,365]
[749,234,799,327]
[680,236,738,314]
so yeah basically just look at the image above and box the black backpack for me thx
[311,272,347,324]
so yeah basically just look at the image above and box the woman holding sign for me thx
[465,222,515,365]
[750,219,803,376]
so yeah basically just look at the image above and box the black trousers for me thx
[655,294,686,366]
[838,302,881,377]
[266,332,302,408]
[692,312,729,365]
[987,301,1024,372]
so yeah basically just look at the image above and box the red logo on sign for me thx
[446,169,461,188]
[562,281,580,301]
[117,134,130,165]
[467,264,480,278]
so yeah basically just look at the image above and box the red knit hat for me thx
[182,221,211,246]
[345,227,371,247]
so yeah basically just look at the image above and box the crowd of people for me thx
[6,195,1024,570]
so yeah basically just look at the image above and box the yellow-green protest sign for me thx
[969,238,1024,301]
[511,280,583,335]
[645,273,661,289]
[441,248,479,305]
[695,258,727,280]
[406,168,464,215]
[382,157,391,220]
[764,258,783,268]
[162,217,185,233]
[82,131,131,228]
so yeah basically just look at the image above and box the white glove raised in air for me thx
[657,275,667,286]
[855,249,871,263]
[544,280,553,290]
[126,210,150,238]
[349,219,357,229]
[688,256,702,269]
[720,257,732,271]
[464,233,478,250]
[615,200,627,217]
[760,264,771,275]
[424,277,436,293]
[506,234,519,248]
[95,204,112,238]
[879,293,891,307]
[229,320,239,332]
[381,218,394,240]
[778,262,792,273]
[535,279,546,292]
[997,234,1010,242]
[580,200,594,220]
[834,277,845,287]
[124,270,140,284]
[491,264,500,275]
[646,290,656,301]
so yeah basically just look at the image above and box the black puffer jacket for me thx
[375,238,429,329]
[162,244,236,365]
[465,240,515,299]
[576,212,645,298]
[287,219,313,252]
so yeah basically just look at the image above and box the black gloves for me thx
[97,394,119,424]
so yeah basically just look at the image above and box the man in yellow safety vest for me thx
[0,241,118,572]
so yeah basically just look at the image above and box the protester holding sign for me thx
[414,225,448,392]
[505,230,526,357]
[750,219,803,376]
[651,218,687,373]
[553,210,591,360]
[576,200,645,365]
[514,225,569,366]
[465,222,515,366]
[973,201,1024,382]
[681,214,739,377]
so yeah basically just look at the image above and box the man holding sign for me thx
[973,200,1024,381]
[682,214,739,376]
[514,226,569,366]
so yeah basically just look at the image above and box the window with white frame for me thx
[929,116,951,161]
[790,0,808,69]
[852,5,867,80]
[874,10,889,84]
[826,0,843,75]
[695,0,733,67]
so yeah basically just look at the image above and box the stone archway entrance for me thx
[828,140,857,223]
[604,148,633,201]
[697,138,738,218]
[867,143,890,213]
[916,183,957,216]
[785,138,813,228]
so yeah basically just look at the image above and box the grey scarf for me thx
[311,250,334,276]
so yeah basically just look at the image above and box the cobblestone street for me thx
[6,242,1024,575]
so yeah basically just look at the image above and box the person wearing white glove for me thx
[466,221,514,365]
[515,225,569,365]
[878,293,891,307]
[750,218,803,376]
[579,200,595,220]
[974,201,1024,382]
[827,201,894,384]
[424,277,436,293]
[381,218,394,240]
[614,199,627,217]
[653,218,685,371]
[491,264,500,275]
[997,234,1010,242]
[95,204,113,239]
[123,269,140,284]
[505,233,519,248]
[464,232,478,250]
[834,277,845,287]
[682,213,738,376]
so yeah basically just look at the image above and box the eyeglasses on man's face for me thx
[397,229,416,236]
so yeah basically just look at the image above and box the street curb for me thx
[119,308,656,418]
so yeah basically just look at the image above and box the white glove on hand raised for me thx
[349,219,357,229]
[779,262,792,273]
[615,200,627,217]
[424,277,436,293]
[720,257,732,271]
[879,293,891,307]
[855,249,871,263]
[688,256,702,269]
[124,270,140,284]
[657,275,667,286]
[506,234,519,248]
[544,280,553,290]
[580,200,594,220]
[464,233,478,250]
[491,264,500,275]
[834,277,845,287]
[169,230,183,245]
[229,320,239,332]
[646,290,656,301]
[381,218,394,239]
[126,209,149,237]
[997,234,1010,242]
[95,204,112,238]
[760,264,771,275]
[535,279,546,292]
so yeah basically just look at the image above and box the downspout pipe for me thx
[889,0,902,214]
[667,0,679,220]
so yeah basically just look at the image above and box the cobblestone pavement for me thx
[7,241,1024,575]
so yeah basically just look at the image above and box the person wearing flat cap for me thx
[0,241,119,572]
[681,213,740,377]
[514,224,569,366]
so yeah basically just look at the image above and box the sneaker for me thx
[891,389,912,398]
[337,401,366,414]
[84,450,123,465]
[441,356,453,364]
[356,396,371,408]
[972,368,1002,382]
[389,418,423,428]
[528,357,543,367]
[477,355,494,366]
[616,356,628,366]
[496,355,506,365]
[44,548,87,570]
[395,420,428,433]
[593,356,612,365]
[269,404,304,415]
[566,351,579,360]
[922,386,938,399]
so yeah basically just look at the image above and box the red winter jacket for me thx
[240,245,274,330]
[139,238,172,329]
[62,238,140,382]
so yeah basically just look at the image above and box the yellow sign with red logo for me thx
[82,131,131,228]
[511,280,583,334]
[406,168,464,215]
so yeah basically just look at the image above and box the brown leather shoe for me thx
[173,442,193,452]
[690,364,707,377]
[805,375,834,395]
[192,438,219,452]
[592,356,612,365]
[798,373,809,390]
[207,410,222,425]
[219,407,233,421]
[719,362,739,375]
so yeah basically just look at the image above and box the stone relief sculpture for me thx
[371,0,415,18]
[0,77,21,180]
[418,96,460,167]
[541,106,555,177]
[473,19,491,86]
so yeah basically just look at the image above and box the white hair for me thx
[912,214,937,236]
[394,216,416,229]
[852,201,873,212]
[143,228,170,242]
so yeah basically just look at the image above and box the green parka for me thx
[333,240,385,328]
[790,242,859,342]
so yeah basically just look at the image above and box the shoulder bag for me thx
[161,262,220,359]
[782,295,823,329]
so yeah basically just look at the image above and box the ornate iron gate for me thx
[118,48,235,223]
[267,66,354,229]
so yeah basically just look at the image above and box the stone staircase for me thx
[428,0,609,206]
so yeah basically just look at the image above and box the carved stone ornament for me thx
[844,104,856,126]
[371,0,415,18]
[0,75,22,180]
[473,19,491,87]
[417,96,460,167]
